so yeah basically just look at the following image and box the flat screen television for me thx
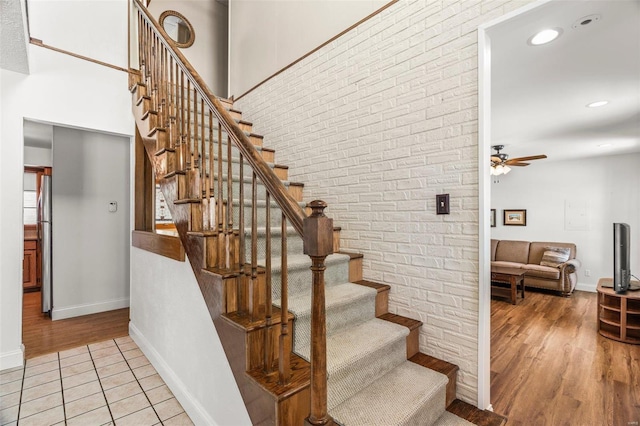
[613,223,632,293]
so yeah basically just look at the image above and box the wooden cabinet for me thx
[23,239,40,292]
[597,278,640,344]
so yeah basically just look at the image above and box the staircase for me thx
[129,2,503,425]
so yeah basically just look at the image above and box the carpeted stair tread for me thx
[278,283,377,350]
[321,319,407,371]
[297,318,409,409]
[330,360,449,426]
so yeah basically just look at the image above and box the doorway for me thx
[478,0,640,416]
[21,121,132,358]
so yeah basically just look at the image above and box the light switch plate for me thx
[436,194,450,215]
[109,201,118,213]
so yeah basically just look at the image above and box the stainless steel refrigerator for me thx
[37,174,53,315]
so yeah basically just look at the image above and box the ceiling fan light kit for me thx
[490,145,547,175]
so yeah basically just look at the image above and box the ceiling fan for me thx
[490,145,547,175]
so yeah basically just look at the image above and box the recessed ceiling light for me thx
[528,28,562,46]
[587,100,609,108]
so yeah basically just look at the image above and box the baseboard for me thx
[0,346,24,371]
[575,283,597,293]
[129,323,217,426]
[51,297,130,320]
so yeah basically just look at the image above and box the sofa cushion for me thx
[523,264,561,280]
[492,261,525,269]
[540,247,571,267]
[495,240,530,264]
[528,242,575,264]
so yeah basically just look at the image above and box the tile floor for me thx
[0,336,193,426]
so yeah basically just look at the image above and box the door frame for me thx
[476,0,553,410]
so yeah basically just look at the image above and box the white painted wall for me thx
[229,0,389,97]
[148,0,228,96]
[28,0,128,69]
[24,145,52,167]
[491,153,640,292]
[50,127,130,319]
[130,248,251,426]
[0,43,133,368]
[235,0,536,405]
[2,6,253,425]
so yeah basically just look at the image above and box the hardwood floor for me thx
[22,291,130,359]
[491,290,640,425]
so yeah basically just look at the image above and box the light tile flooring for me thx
[0,336,193,426]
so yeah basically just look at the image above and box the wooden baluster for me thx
[238,151,246,311]
[155,35,160,114]
[279,214,290,384]
[192,88,199,205]
[250,173,259,321]
[186,80,192,172]
[151,34,157,111]
[217,122,224,267]
[201,98,205,198]
[179,71,185,171]
[193,89,199,170]
[145,21,150,80]
[208,111,214,231]
[168,56,176,150]
[264,191,273,373]
[159,45,165,128]
[304,200,334,426]
[162,47,168,128]
[137,12,144,74]
[200,100,208,229]
[226,132,233,269]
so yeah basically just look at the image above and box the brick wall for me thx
[236,0,533,404]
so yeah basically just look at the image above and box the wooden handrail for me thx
[133,0,306,235]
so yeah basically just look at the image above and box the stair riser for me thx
[233,201,305,227]
[289,292,376,352]
[330,336,406,410]
[242,230,303,261]
[271,256,350,301]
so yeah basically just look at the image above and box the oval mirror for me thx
[159,10,195,48]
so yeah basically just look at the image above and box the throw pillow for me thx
[540,246,571,268]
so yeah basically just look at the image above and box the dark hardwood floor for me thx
[491,290,640,425]
[22,291,129,359]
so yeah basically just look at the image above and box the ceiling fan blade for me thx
[507,162,530,166]
[508,154,547,162]
[491,156,501,162]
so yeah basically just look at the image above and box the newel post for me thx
[303,200,335,426]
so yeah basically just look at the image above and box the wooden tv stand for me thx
[597,278,640,344]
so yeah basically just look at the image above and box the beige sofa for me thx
[491,239,581,296]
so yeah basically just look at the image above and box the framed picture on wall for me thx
[504,209,526,226]
[490,209,496,227]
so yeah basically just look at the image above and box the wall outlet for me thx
[585,269,591,277]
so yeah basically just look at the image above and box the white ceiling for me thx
[489,0,640,163]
